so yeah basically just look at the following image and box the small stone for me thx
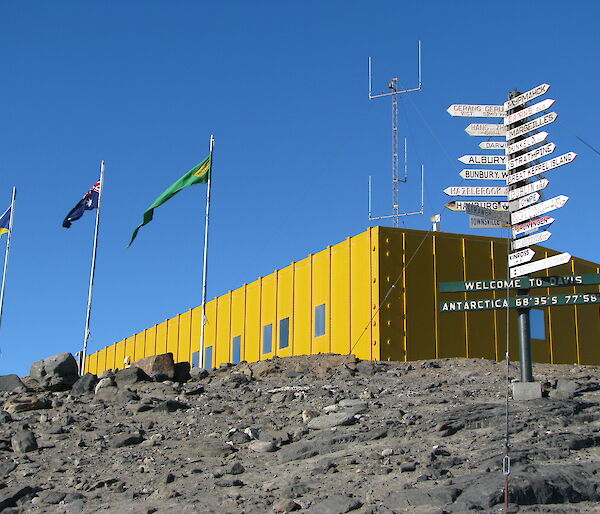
[190,368,209,381]
[94,377,114,393]
[273,498,301,512]
[248,440,276,453]
[307,412,355,430]
[111,432,144,448]
[114,367,150,388]
[228,462,245,475]
[71,373,98,396]
[302,410,320,424]
[400,462,416,472]
[165,473,175,484]
[11,430,38,453]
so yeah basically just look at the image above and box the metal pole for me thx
[0,187,16,331]
[506,89,533,383]
[81,161,104,375]
[368,175,372,220]
[199,134,214,369]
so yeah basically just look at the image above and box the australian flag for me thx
[62,180,100,228]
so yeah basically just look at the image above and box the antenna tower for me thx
[368,41,423,227]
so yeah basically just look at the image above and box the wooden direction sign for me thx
[504,83,551,111]
[479,141,506,150]
[458,154,506,165]
[446,200,509,212]
[460,169,508,180]
[507,143,555,170]
[447,104,505,117]
[509,192,540,212]
[440,291,599,312]
[444,186,508,197]
[509,252,571,279]
[511,230,551,251]
[511,195,569,225]
[504,99,555,125]
[466,203,510,222]
[512,216,554,237]
[440,273,600,293]
[469,216,510,229]
[506,112,557,140]
[465,123,507,137]
[507,132,548,155]
[507,152,577,185]
[509,248,535,267]
[508,178,548,201]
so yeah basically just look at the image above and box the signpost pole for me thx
[507,89,534,382]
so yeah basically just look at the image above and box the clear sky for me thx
[1,1,599,376]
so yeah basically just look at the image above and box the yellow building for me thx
[85,226,600,375]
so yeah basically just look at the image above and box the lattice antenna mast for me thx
[368,41,423,227]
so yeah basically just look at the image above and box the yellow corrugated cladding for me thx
[85,227,600,375]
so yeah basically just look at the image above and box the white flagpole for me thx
[0,187,17,331]
[81,161,104,374]
[199,135,214,369]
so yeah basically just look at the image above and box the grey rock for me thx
[173,361,191,383]
[38,490,67,504]
[197,441,235,458]
[133,353,175,381]
[228,462,245,475]
[11,429,38,453]
[114,366,150,388]
[0,459,17,478]
[29,352,79,391]
[189,368,209,381]
[338,399,368,409]
[382,487,461,510]
[273,498,301,512]
[0,485,36,510]
[556,378,578,393]
[152,399,190,413]
[0,374,28,393]
[248,440,277,452]
[0,410,12,422]
[71,373,98,396]
[214,478,244,487]
[94,377,114,393]
[307,494,362,513]
[111,432,144,448]
[307,412,355,430]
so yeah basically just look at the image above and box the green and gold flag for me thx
[128,154,211,246]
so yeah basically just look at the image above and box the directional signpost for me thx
[442,83,588,390]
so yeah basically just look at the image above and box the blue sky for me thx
[1,1,599,376]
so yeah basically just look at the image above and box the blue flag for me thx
[0,205,11,237]
[63,180,100,228]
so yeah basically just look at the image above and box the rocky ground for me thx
[1,352,600,513]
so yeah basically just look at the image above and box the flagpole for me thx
[81,161,104,375]
[199,135,214,369]
[0,187,16,332]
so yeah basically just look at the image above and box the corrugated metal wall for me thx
[85,226,600,375]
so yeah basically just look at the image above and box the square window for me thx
[280,318,290,349]
[315,304,326,337]
[531,309,545,340]
[263,324,273,354]
[232,336,241,365]
[205,346,213,369]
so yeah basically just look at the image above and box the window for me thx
[531,309,545,340]
[315,304,326,337]
[191,351,199,369]
[279,318,290,349]
[263,324,273,354]
[232,336,241,365]
[205,346,213,369]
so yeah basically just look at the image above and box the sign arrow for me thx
[506,112,557,140]
[465,123,507,137]
[445,200,509,212]
[466,203,510,222]
[511,231,552,251]
[509,192,540,212]
[447,104,505,117]
[444,186,508,197]
[508,179,549,201]
[507,152,577,185]
[504,98,555,125]
[512,216,554,238]
[504,83,551,111]
[509,248,535,267]
[511,195,569,225]
[458,154,506,166]
[479,141,506,150]
[507,143,556,170]
[510,253,571,279]
[469,216,510,229]
[507,132,548,155]
[460,169,508,181]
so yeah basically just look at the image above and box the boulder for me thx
[132,353,175,381]
[71,373,98,396]
[11,430,37,453]
[0,375,28,393]
[174,361,191,383]
[3,396,51,415]
[114,366,150,388]
[29,352,79,391]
